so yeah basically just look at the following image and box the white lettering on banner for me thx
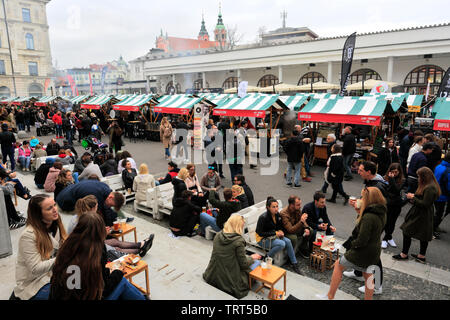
[437,122,450,129]
[299,114,311,119]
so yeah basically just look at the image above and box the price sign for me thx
[408,105,421,113]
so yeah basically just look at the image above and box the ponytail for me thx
[75,195,98,217]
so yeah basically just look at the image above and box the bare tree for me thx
[225,24,243,50]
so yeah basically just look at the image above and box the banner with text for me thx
[437,67,450,98]
[339,32,357,96]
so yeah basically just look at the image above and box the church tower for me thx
[214,4,227,49]
[198,14,210,41]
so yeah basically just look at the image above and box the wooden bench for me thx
[101,174,135,204]
[134,182,174,220]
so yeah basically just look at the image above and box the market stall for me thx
[80,95,119,110]
[298,97,389,163]
[34,96,61,107]
[0,97,18,105]
[279,93,311,111]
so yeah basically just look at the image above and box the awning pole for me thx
[269,108,273,138]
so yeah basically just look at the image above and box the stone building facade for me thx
[0,0,53,97]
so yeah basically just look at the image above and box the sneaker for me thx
[315,293,330,300]
[286,182,293,186]
[358,285,382,295]
[326,198,336,203]
[294,184,301,188]
[381,241,388,249]
[343,196,349,206]
[392,254,408,260]
[302,177,312,182]
[343,270,365,282]
[387,239,397,247]
[291,263,304,275]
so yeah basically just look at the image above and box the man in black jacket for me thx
[234,175,254,206]
[0,123,16,171]
[282,130,304,188]
[342,126,356,181]
[56,179,124,227]
[302,191,336,254]
[46,138,61,156]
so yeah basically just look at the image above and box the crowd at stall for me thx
[0,100,448,301]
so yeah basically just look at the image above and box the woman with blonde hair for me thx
[160,117,173,160]
[203,214,262,299]
[133,163,156,203]
[67,195,154,257]
[232,185,249,209]
[12,194,67,300]
[319,187,387,300]
[172,167,189,205]
[393,166,440,263]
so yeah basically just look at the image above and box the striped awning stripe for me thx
[433,98,450,131]
[299,97,388,125]
[406,95,424,107]
[213,94,287,118]
[115,94,137,101]
[112,94,157,112]
[363,93,410,112]
[0,97,19,104]
[279,94,310,111]
[35,96,58,106]
[81,95,113,109]
[63,95,91,105]
[154,95,204,115]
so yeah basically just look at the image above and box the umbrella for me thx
[258,83,303,93]
[297,81,340,91]
[224,86,260,93]
[346,79,399,91]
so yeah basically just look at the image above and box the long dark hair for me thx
[50,212,106,300]
[383,163,404,185]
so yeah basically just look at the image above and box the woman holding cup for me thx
[319,187,387,300]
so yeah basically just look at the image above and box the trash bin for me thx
[0,189,13,258]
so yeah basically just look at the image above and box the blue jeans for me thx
[18,123,25,131]
[286,162,301,185]
[165,147,171,157]
[2,147,15,171]
[258,237,297,265]
[343,154,353,177]
[36,183,44,189]
[66,130,73,145]
[155,180,160,186]
[18,156,31,169]
[304,154,311,174]
[105,277,146,300]
[30,283,50,300]
[25,119,30,131]
[72,172,79,183]
[56,125,62,137]
[199,212,221,234]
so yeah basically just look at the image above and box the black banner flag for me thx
[339,32,357,96]
[437,67,450,98]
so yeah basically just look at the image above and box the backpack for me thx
[439,167,450,197]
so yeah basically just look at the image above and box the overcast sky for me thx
[47,0,450,69]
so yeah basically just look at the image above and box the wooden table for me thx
[110,223,137,242]
[249,265,286,300]
[106,257,150,297]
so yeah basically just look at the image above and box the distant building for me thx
[0,0,53,97]
[261,27,319,44]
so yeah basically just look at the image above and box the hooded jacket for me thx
[203,231,253,299]
[172,177,187,205]
[364,174,388,197]
[344,204,387,268]
[44,167,61,192]
[435,160,450,202]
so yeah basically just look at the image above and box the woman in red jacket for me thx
[52,111,63,139]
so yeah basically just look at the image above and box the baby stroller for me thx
[40,119,56,136]
[81,136,108,166]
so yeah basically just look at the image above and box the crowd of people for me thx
[1,102,448,301]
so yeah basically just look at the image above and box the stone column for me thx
[202,72,206,89]
[278,65,283,83]
[387,57,394,82]
[237,69,241,84]
[327,61,333,84]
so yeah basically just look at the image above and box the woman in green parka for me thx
[393,167,440,263]
[320,187,387,300]
[203,215,262,299]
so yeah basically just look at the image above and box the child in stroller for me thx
[39,119,56,136]
[82,136,108,166]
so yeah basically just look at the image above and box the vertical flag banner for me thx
[339,32,357,96]
[44,78,51,94]
[67,74,77,96]
[101,66,108,93]
[437,67,450,98]
[89,72,93,95]
[425,78,431,100]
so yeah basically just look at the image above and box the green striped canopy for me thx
[433,98,450,131]
[213,94,287,118]
[63,95,91,105]
[279,94,311,111]
[0,97,19,104]
[363,93,410,112]
[154,95,204,115]
[113,94,158,112]
[81,95,114,109]
[299,97,388,125]
[35,96,59,106]
[115,94,137,101]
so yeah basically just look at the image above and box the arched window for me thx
[257,74,279,87]
[350,68,381,84]
[28,83,42,97]
[0,86,11,97]
[403,64,444,95]
[222,77,238,89]
[193,79,209,90]
[165,81,181,95]
[298,72,326,85]
[25,33,34,50]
